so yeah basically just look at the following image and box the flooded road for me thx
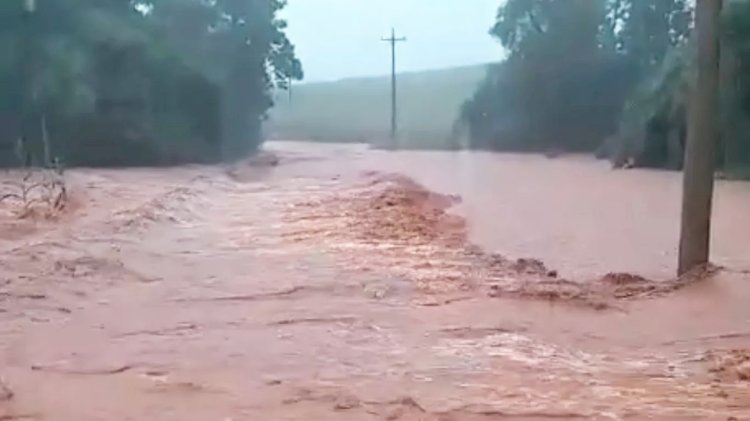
[341,145,750,281]
[1,142,749,420]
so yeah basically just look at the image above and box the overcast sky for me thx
[282,0,505,82]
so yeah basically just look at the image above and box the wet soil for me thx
[1,142,749,420]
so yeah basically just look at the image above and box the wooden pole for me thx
[678,0,723,275]
[381,28,406,143]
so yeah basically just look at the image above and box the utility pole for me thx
[678,0,722,275]
[381,28,406,144]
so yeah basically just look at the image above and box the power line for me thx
[381,28,406,144]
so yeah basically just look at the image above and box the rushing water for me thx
[1,142,749,420]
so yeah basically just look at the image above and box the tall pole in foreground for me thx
[382,28,406,144]
[678,0,722,275]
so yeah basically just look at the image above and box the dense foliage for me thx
[459,0,692,156]
[461,0,750,173]
[0,0,302,167]
[723,0,750,171]
[608,0,750,171]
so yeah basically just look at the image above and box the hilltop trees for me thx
[0,0,303,167]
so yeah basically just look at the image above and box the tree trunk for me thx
[678,0,722,275]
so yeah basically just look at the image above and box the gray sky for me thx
[282,0,505,82]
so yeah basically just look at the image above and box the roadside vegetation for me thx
[460,0,750,177]
[0,0,302,167]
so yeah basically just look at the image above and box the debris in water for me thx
[707,349,750,382]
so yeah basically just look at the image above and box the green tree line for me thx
[0,0,302,167]
[459,0,750,175]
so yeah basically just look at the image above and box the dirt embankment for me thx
[284,170,718,309]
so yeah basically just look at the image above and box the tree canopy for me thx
[459,0,693,155]
[0,0,303,167]
[459,0,750,174]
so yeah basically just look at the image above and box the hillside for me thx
[266,64,489,149]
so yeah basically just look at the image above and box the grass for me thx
[266,64,489,149]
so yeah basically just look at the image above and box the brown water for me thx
[1,142,749,420]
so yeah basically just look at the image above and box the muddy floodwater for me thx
[1,141,750,420]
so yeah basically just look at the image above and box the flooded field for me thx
[1,142,749,420]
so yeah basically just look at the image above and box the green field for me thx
[266,64,489,149]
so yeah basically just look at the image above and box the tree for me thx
[142,0,303,159]
[617,0,692,74]
[678,0,722,275]
[459,0,633,151]
[0,0,303,167]
[458,0,698,161]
